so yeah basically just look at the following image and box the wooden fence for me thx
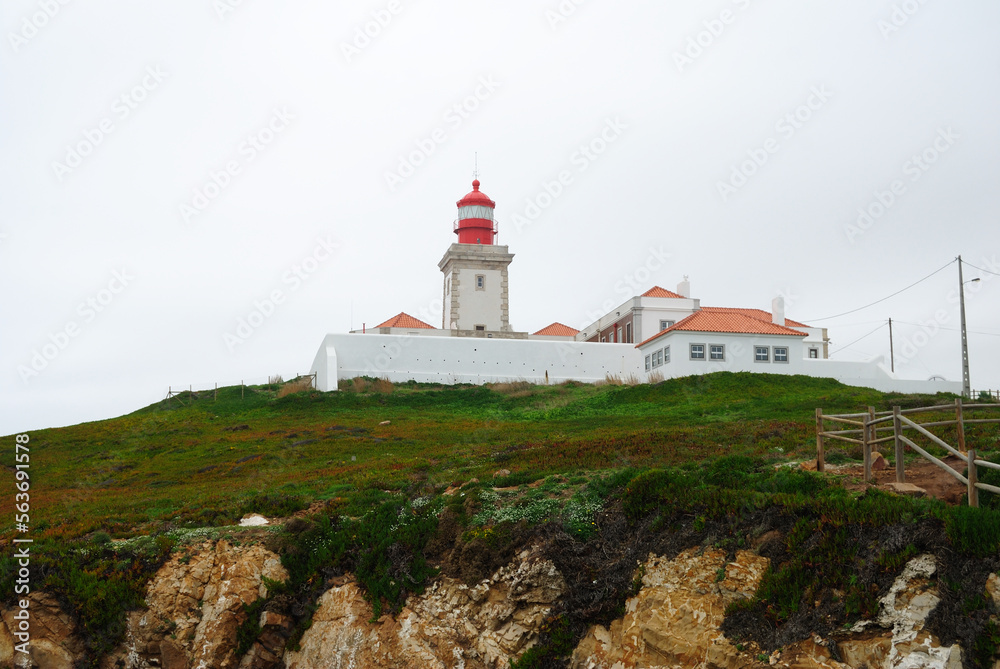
[815,399,1000,507]
[166,373,317,407]
[972,389,1000,402]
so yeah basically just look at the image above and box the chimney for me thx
[677,275,691,298]
[772,296,785,325]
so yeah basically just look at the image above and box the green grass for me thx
[4,372,943,541]
[4,373,1000,667]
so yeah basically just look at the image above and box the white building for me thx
[311,179,960,396]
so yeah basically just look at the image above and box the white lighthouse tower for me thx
[438,180,524,338]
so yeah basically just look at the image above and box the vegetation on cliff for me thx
[2,373,1000,667]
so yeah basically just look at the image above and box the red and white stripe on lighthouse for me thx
[454,179,497,245]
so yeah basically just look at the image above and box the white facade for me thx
[636,330,961,395]
[444,266,502,330]
[576,293,700,344]
[310,333,641,390]
[438,243,516,334]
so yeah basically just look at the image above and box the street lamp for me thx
[958,255,981,398]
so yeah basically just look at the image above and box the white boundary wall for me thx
[309,331,962,395]
[310,333,642,391]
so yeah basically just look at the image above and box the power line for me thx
[802,259,956,323]
[963,260,1000,278]
[828,322,887,357]
[893,320,1000,338]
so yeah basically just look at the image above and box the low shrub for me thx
[238,492,308,518]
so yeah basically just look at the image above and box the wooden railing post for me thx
[865,406,878,483]
[893,406,905,483]
[815,408,825,473]
[955,397,967,455]
[968,448,979,508]
[862,414,872,483]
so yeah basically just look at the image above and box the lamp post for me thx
[958,255,981,398]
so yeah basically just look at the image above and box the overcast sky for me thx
[2,1,999,435]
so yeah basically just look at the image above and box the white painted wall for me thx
[637,331,962,395]
[309,333,641,390]
[576,295,699,343]
[455,267,502,331]
[310,329,960,395]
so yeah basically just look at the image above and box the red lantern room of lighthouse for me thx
[454,179,497,245]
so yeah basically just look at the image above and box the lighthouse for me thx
[438,179,521,337]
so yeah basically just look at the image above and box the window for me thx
[475,325,485,332]
[652,349,663,368]
[709,344,725,361]
[645,355,651,371]
[690,344,705,360]
[457,205,495,220]
[774,347,788,363]
[660,319,675,331]
[616,326,622,343]
[626,322,632,343]
[809,348,819,359]
[755,346,770,362]
[664,345,670,363]
[476,275,485,290]
[601,336,607,343]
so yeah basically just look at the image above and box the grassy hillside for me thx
[2,372,935,540]
[5,372,1000,667]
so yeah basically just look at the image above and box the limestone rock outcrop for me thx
[570,547,770,669]
[102,539,288,669]
[284,546,566,668]
[0,592,87,669]
[0,540,992,669]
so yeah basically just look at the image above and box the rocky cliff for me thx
[1,536,991,669]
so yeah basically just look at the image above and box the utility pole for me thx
[888,318,895,373]
[959,255,971,398]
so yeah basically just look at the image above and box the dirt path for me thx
[834,455,970,504]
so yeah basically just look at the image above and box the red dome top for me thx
[456,179,495,209]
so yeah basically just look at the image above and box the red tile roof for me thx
[702,307,811,329]
[533,322,580,337]
[641,286,685,299]
[375,312,436,329]
[636,307,808,347]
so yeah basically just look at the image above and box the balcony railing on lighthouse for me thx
[453,218,499,241]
